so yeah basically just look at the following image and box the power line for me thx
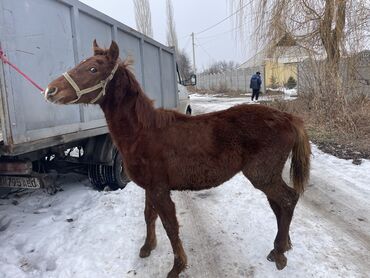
[195,1,252,35]
[197,8,272,41]
[195,38,215,62]
[197,22,248,41]
[178,33,191,40]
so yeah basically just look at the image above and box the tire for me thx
[87,147,130,191]
[88,164,106,190]
[110,150,130,190]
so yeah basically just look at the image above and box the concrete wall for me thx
[197,66,265,93]
[297,51,370,95]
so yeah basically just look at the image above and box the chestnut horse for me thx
[45,41,310,277]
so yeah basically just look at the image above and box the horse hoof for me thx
[167,257,187,278]
[167,270,179,278]
[139,239,157,258]
[267,249,287,270]
[139,248,151,258]
[267,250,275,262]
[275,255,287,270]
[139,245,153,258]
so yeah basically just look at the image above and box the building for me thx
[239,35,311,88]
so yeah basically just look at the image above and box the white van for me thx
[176,67,196,115]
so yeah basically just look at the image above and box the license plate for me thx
[0,176,41,189]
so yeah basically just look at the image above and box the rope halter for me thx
[62,63,119,104]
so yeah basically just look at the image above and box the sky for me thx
[79,0,253,72]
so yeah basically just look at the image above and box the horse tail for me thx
[290,117,311,195]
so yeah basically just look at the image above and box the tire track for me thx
[174,191,226,278]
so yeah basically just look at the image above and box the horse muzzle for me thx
[45,86,58,98]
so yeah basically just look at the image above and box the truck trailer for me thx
[0,0,193,192]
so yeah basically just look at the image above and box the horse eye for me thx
[90,67,97,73]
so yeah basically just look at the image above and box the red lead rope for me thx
[0,48,45,92]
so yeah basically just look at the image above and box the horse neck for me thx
[99,65,174,149]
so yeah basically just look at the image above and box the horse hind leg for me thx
[243,168,298,270]
[265,179,299,270]
[140,190,158,258]
[267,198,292,252]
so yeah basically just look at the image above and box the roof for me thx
[238,34,314,69]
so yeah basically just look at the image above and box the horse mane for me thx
[121,59,177,129]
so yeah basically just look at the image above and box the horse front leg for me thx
[139,190,158,258]
[148,189,187,278]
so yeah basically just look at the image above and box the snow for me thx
[190,94,251,114]
[1,95,369,278]
[266,87,298,96]
[283,88,298,96]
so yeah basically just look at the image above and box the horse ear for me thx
[93,39,99,48]
[108,41,119,61]
[93,39,104,55]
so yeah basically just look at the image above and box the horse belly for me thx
[168,154,242,190]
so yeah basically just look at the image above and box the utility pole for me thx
[191,32,196,73]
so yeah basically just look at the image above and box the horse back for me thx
[125,104,297,191]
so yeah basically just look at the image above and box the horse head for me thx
[45,40,119,105]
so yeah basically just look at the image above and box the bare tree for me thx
[202,60,239,74]
[231,0,370,77]
[166,0,178,51]
[231,0,370,135]
[133,0,153,37]
[177,49,193,80]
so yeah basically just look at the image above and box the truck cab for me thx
[176,64,196,115]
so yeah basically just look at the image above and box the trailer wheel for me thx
[88,164,106,190]
[87,144,130,191]
[109,151,130,190]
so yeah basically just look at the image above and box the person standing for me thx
[250,71,262,102]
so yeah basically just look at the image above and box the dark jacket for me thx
[250,74,262,90]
